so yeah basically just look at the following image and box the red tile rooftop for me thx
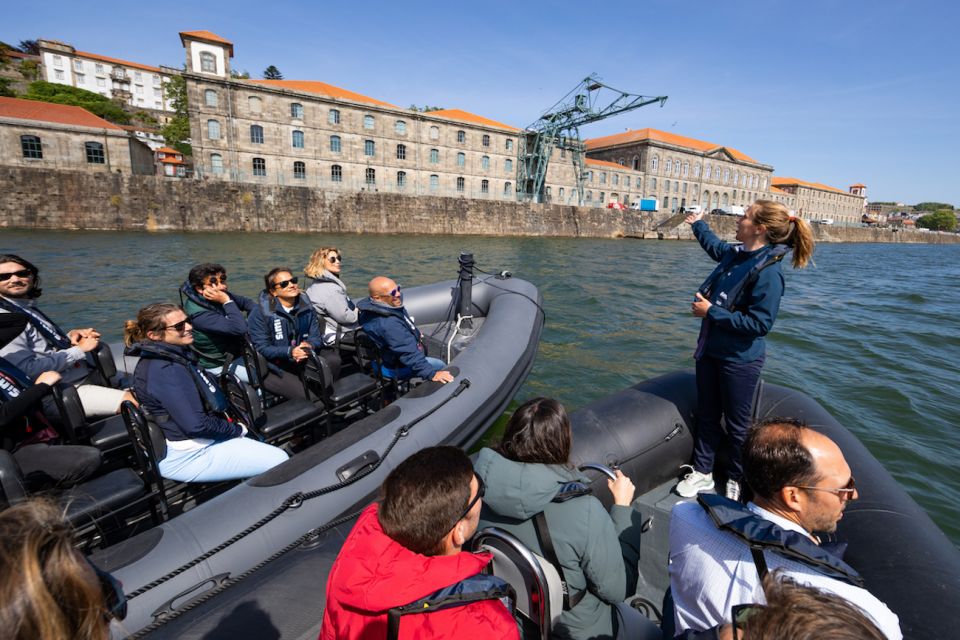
[772,177,849,195]
[585,158,631,170]
[74,50,163,74]
[425,109,520,132]
[179,31,234,56]
[0,96,123,131]
[585,128,758,164]
[245,79,397,108]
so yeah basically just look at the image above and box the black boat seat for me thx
[51,385,131,454]
[60,468,148,524]
[259,397,322,439]
[85,415,131,452]
[328,372,379,406]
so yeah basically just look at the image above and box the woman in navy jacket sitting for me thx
[247,267,341,401]
[124,303,287,482]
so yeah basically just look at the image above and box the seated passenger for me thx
[321,445,519,640]
[356,276,453,384]
[668,418,901,639]
[247,268,341,401]
[1,313,101,491]
[0,254,137,418]
[180,263,255,382]
[124,303,287,482]
[475,397,649,640]
[303,247,359,347]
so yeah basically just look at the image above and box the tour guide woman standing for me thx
[676,201,814,501]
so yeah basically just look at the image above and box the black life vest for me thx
[532,480,594,611]
[0,298,72,349]
[697,244,790,312]
[0,356,57,446]
[130,343,230,415]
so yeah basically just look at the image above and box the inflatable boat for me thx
[124,372,960,640]
[92,265,544,638]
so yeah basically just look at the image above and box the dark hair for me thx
[263,267,295,311]
[743,418,821,501]
[743,573,885,640]
[187,263,225,290]
[0,254,42,299]
[378,446,474,556]
[498,397,572,466]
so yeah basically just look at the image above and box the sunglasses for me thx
[206,275,227,286]
[273,276,299,289]
[455,473,485,525]
[162,319,190,333]
[388,285,402,298]
[731,603,764,639]
[0,269,32,282]
[795,476,857,500]
[327,255,342,263]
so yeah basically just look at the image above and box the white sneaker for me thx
[725,479,741,502]
[676,467,715,498]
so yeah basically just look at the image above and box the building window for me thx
[207,120,221,139]
[456,177,465,192]
[363,115,375,129]
[76,73,85,84]
[682,182,688,194]
[600,192,606,203]
[546,186,553,198]
[153,87,162,97]
[84,141,105,164]
[457,152,465,167]
[429,125,439,140]
[651,156,659,172]
[430,148,439,163]
[397,171,407,188]
[503,182,513,196]
[649,177,656,190]
[210,153,224,174]
[694,164,701,178]
[586,191,592,201]
[365,168,376,185]
[200,52,216,73]
[665,159,672,175]
[600,172,607,185]
[154,76,161,85]
[395,120,406,134]
[396,144,406,160]
[482,134,490,147]
[294,161,306,180]
[291,103,304,119]
[252,157,266,176]
[430,174,439,191]
[292,130,304,148]
[457,130,466,143]
[732,171,739,186]
[97,77,106,88]
[248,96,262,113]
[330,135,341,153]
[95,63,104,73]
[73,60,83,72]
[504,159,513,173]
[134,71,142,82]
[505,139,514,151]
[632,156,640,170]
[705,165,712,180]
[54,69,64,80]
[250,125,264,144]
[664,179,671,192]
[481,179,489,193]
[613,174,619,186]
[723,168,730,183]
[331,165,342,182]
[328,109,340,124]
[52,55,62,67]
[559,187,565,199]
[683,162,689,177]
[481,155,490,170]
[364,140,375,156]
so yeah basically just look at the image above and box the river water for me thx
[3,230,958,544]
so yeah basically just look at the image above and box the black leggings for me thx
[14,443,102,491]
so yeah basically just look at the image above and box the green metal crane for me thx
[517,75,667,205]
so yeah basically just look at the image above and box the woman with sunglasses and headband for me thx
[247,267,341,401]
[474,397,656,640]
[124,304,287,482]
[304,247,359,348]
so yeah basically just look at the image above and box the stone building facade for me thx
[0,96,154,174]
[770,177,865,225]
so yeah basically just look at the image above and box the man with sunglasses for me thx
[668,418,901,639]
[357,276,454,385]
[0,254,136,418]
[321,446,518,640]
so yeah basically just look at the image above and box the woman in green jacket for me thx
[475,397,651,640]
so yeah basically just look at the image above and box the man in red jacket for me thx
[321,446,519,640]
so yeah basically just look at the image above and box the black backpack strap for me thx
[750,544,769,582]
[533,511,585,610]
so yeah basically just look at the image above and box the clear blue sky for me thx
[5,0,958,205]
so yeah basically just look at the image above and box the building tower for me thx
[849,183,866,197]
[179,31,233,78]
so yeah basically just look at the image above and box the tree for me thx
[160,74,192,155]
[262,65,283,80]
[0,78,15,97]
[914,201,954,212]
[230,69,251,79]
[23,81,131,124]
[409,105,444,112]
[916,210,957,232]
[18,39,39,55]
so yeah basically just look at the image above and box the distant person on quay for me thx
[676,202,815,500]
[303,247,359,348]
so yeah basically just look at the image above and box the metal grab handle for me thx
[578,463,617,482]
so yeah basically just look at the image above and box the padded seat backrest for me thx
[242,339,269,389]
[0,449,27,507]
[94,341,119,382]
[50,383,85,443]
[473,527,564,640]
[222,374,266,434]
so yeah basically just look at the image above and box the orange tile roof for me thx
[585,158,631,170]
[849,183,866,188]
[245,79,397,108]
[769,185,790,194]
[74,50,163,74]
[426,109,520,132]
[585,128,758,163]
[156,147,180,154]
[0,96,124,131]
[179,31,234,56]
[159,156,184,164]
[772,177,849,195]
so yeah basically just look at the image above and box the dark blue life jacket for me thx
[697,493,864,587]
[0,356,57,446]
[0,298,72,349]
[697,244,790,313]
[127,342,230,415]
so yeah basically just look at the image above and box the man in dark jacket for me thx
[356,276,453,384]
[180,263,255,381]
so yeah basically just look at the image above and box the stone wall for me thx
[1,167,957,244]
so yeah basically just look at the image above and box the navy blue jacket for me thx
[357,298,437,380]
[129,342,241,442]
[181,283,255,369]
[247,291,324,369]
[693,220,785,363]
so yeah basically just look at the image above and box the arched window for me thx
[504,182,512,195]
[504,159,513,173]
[250,125,264,144]
[618,158,625,166]
[84,141,104,164]
[481,179,489,193]
[559,187,565,199]
[397,171,407,188]
[365,168,376,185]
[328,109,340,125]
[396,144,406,160]
[665,158,672,174]
[723,168,730,183]
[252,157,266,176]
[456,176,465,192]
[600,172,607,185]
[363,115,375,130]
[722,193,729,206]
[732,171,739,186]
[632,156,640,170]
[206,120,220,140]
[482,134,490,147]
[429,126,439,140]
[430,148,439,163]
[204,89,218,107]
[248,96,262,113]
[395,120,406,134]
[702,189,710,206]
[682,162,689,177]
[761,177,767,190]
[293,161,306,180]
[457,152,465,167]
[430,174,439,190]
[457,130,466,143]
[713,191,720,208]
[612,174,619,186]
[329,135,341,153]
[481,155,490,170]
[364,140,375,156]
[649,177,657,190]
[650,155,659,172]
[200,52,216,73]
[664,179,671,192]
[292,130,304,148]
[694,164,701,178]
[331,165,343,182]
[291,103,304,119]
[505,139,514,151]
[210,153,224,174]
[705,165,712,180]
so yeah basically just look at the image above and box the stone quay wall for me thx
[1,167,957,244]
